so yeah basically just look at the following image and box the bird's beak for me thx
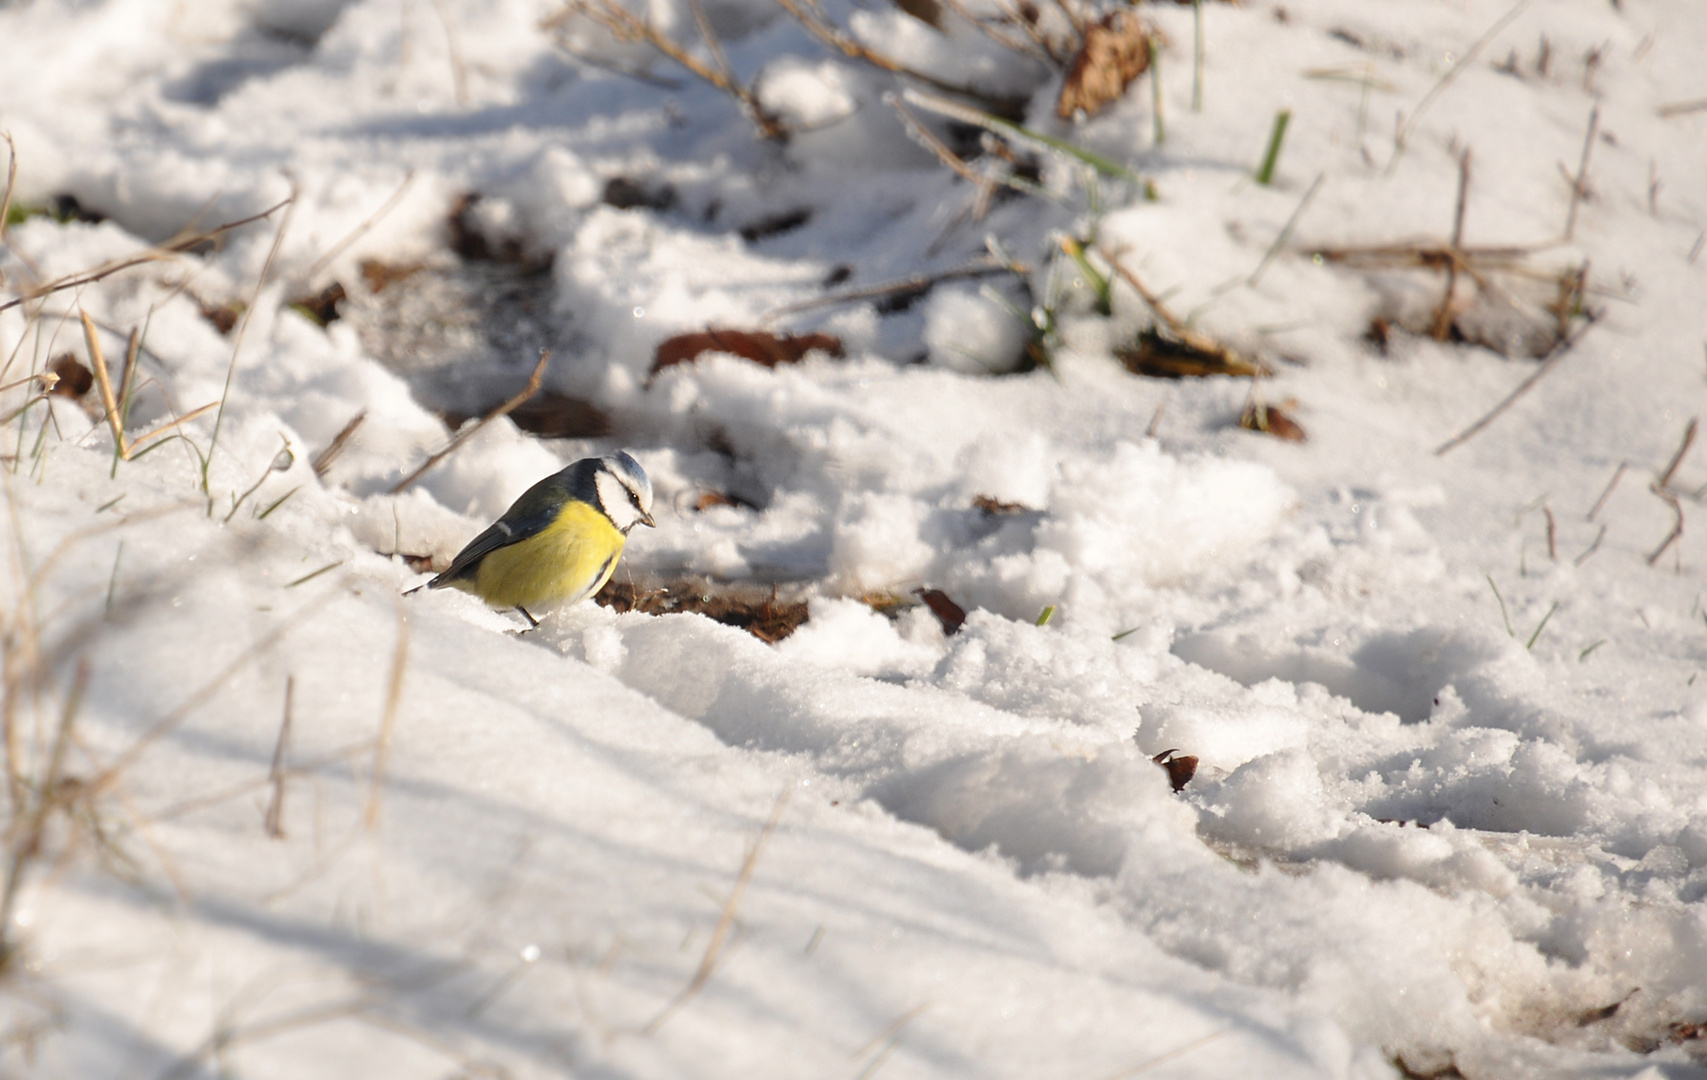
[640,510,656,528]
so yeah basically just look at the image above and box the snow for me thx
[3,0,1707,1076]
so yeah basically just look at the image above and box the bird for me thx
[409,451,654,628]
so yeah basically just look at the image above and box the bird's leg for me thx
[517,606,540,630]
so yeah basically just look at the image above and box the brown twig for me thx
[1564,106,1599,241]
[642,788,790,1034]
[1433,311,1599,455]
[389,351,549,494]
[769,0,1018,106]
[1657,97,1707,118]
[1588,461,1627,521]
[1544,504,1557,560]
[1656,417,1698,491]
[0,200,291,315]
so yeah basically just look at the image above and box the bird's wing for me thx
[428,483,564,587]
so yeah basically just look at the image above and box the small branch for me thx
[390,351,549,495]
[1434,311,1599,456]
[1564,106,1599,241]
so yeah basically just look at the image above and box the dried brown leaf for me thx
[46,353,93,398]
[1151,749,1198,792]
[915,587,967,635]
[1239,400,1307,441]
[1056,11,1155,120]
[652,329,845,377]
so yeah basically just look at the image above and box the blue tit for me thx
[411,451,654,627]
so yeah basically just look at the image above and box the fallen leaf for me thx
[1151,749,1198,792]
[1117,327,1269,379]
[360,259,424,294]
[1057,11,1155,120]
[915,588,967,635]
[288,282,347,327]
[46,353,93,398]
[652,329,844,377]
[973,494,1032,514]
[1239,400,1308,441]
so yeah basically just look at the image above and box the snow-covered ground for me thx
[3,0,1707,1075]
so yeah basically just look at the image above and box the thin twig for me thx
[0,200,291,315]
[1564,106,1599,241]
[642,788,791,1035]
[1434,312,1599,455]
[763,261,1016,321]
[427,0,470,107]
[389,351,549,494]
[1648,491,1683,567]
[1544,505,1557,560]
[1589,462,1627,521]
[1388,0,1531,172]
[205,189,297,495]
[263,677,294,839]
[1432,148,1472,340]
[1656,417,1698,491]
[305,171,416,282]
[1574,523,1606,565]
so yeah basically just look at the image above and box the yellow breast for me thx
[461,500,627,610]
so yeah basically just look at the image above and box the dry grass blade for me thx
[0,199,291,315]
[263,676,294,839]
[80,311,126,454]
[311,411,367,476]
[1657,97,1707,119]
[0,133,17,287]
[390,351,548,494]
[364,599,410,830]
[305,171,416,282]
[1096,1027,1230,1080]
[1564,106,1599,241]
[1388,0,1531,172]
[642,788,791,1035]
[87,582,345,798]
[546,0,783,137]
[1655,417,1697,491]
[0,658,89,971]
